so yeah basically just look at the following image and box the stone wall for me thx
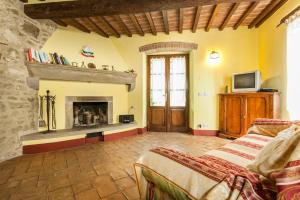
[0,0,56,162]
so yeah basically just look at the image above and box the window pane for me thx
[170,56,186,107]
[150,58,165,106]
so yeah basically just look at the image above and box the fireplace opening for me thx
[73,102,108,127]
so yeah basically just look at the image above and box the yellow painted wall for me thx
[40,28,129,130]
[258,0,300,120]
[111,28,259,130]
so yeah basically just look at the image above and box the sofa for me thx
[134,119,300,200]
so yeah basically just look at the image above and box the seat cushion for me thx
[247,125,300,178]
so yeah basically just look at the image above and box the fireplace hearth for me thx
[65,96,113,129]
[73,102,108,127]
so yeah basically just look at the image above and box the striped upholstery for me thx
[247,118,300,137]
[271,149,300,200]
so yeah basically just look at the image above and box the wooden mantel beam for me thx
[25,0,265,19]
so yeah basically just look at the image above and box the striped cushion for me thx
[248,118,300,137]
[253,118,294,125]
[247,125,300,178]
[271,162,300,200]
[270,137,300,200]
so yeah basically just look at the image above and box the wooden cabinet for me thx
[219,92,280,138]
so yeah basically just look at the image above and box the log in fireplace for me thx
[73,102,108,127]
[65,96,113,129]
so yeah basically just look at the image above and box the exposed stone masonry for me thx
[0,0,56,162]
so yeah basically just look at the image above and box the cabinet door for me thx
[244,95,270,132]
[223,96,244,137]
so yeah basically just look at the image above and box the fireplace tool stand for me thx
[39,90,56,134]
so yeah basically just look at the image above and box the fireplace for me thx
[65,96,113,129]
[73,102,108,127]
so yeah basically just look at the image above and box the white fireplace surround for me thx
[65,96,113,129]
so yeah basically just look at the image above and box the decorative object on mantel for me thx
[124,69,135,73]
[27,48,50,63]
[72,62,79,67]
[88,63,96,69]
[80,61,87,68]
[81,46,94,57]
[277,5,300,27]
[26,62,137,91]
[102,65,109,70]
[27,48,71,66]
[39,90,56,134]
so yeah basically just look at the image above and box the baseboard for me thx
[137,127,147,134]
[191,129,219,136]
[104,129,138,141]
[23,127,146,154]
[23,138,86,154]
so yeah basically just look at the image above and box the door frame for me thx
[147,54,189,132]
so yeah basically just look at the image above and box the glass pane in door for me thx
[150,57,166,106]
[170,56,186,107]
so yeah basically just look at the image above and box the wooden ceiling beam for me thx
[162,10,169,34]
[114,15,132,37]
[129,14,145,36]
[52,19,67,27]
[86,17,109,38]
[205,4,219,32]
[145,12,157,35]
[255,0,288,28]
[179,8,184,33]
[233,1,258,30]
[98,16,120,38]
[24,0,263,19]
[219,3,239,31]
[192,6,202,33]
[248,0,283,28]
[69,19,91,33]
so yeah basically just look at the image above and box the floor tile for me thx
[48,186,74,200]
[102,192,127,200]
[0,132,228,199]
[115,177,136,190]
[122,186,140,200]
[75,188,100,200]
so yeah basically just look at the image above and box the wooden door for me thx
[244,94,270,132]
[222,95,244,137]
[147,54,189,132]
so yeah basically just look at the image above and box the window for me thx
[287,16,300,120]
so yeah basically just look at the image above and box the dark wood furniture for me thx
[219,92,280,138]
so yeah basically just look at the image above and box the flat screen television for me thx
[232,70,261,92]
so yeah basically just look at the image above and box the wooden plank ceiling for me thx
[24,0,288,38]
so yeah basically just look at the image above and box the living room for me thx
[0,0,300,199]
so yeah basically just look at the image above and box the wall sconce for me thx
[209,51,220,59]
[208,50,221,65]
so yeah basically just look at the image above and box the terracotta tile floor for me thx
[0,132,228,200]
